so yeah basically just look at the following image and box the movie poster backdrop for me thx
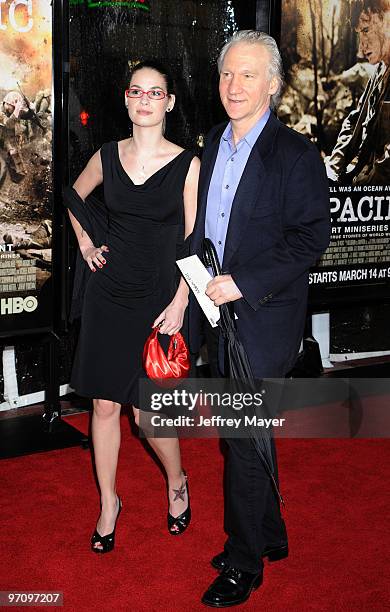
[0,0,52,336]
[279,0,390,303]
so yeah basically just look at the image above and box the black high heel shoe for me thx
[91,495,122,553]
[167,472,191,535]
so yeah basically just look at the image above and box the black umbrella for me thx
[202,238,284,506]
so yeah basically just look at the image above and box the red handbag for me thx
[143,327,190,387]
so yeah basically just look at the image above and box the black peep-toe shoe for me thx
[91,495,122,554]
[167,472,191,535]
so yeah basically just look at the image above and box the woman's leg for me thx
[133,407,188,518]
[92,398,122,549]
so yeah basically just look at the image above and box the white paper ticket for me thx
[176,255,220,327]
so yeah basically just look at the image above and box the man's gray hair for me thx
[217,30,284,109]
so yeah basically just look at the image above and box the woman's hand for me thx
[80,244,109,272]
[153,296,188,335]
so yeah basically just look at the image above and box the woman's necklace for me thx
[129,138,164,183]
[137,160,147,182]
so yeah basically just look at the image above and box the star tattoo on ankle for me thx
[172,482,186,502]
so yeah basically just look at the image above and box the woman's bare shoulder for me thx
[186,155,200,181]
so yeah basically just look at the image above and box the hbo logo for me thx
[0,296,38,315]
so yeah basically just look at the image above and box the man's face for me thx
[3,103,14,117]
[356,11,390,65]
[219,42,278,126]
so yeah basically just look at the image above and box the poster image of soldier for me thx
[280,0,390,300]
[280,0,390,186]
[0,0,52,319]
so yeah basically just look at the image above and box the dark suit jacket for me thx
[189,112,331,378]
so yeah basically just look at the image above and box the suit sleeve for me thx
[231,146,331,311]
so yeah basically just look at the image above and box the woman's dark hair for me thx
[128,60,174,94]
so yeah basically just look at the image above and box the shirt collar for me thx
[221,108,271,150]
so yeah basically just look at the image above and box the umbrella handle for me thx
[202,238,236,327]
[202,238,222,276]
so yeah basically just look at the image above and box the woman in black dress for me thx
[67,61,200,552]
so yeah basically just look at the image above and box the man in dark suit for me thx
[189,31,331,607]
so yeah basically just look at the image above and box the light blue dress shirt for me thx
[205,109,271,268]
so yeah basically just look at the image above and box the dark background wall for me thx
[68,0,257,180]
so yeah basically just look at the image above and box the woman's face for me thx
[125,67,174,129]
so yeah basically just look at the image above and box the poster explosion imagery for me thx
[0,0,52,332]
[280,0,390,294]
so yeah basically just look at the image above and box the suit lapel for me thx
[222,113,280,270]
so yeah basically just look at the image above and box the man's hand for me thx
[206,274,242,306]
[13,99,28,119]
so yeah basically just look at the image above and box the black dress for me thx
[70,141,195,406]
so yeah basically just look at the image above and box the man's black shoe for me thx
[211,543,288,572]
[201,566,263,608]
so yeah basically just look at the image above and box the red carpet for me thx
[1,410,389,611]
